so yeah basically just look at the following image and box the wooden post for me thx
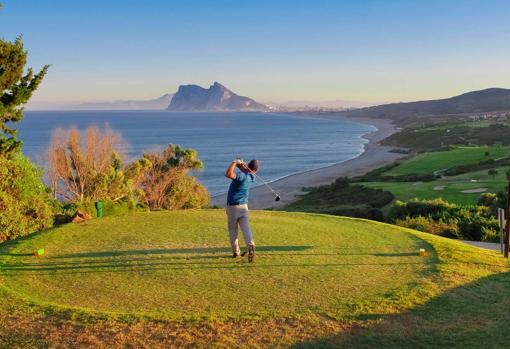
[505,175,510,258]
[498,208,505,254]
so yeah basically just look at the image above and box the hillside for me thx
[342,88,510,124]
[0,210,508,348]
[168,82,268,111]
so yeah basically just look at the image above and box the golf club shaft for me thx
[237,159,280,198]
[249,170,279,197]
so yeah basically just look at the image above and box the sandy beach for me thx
[211,115,407,209]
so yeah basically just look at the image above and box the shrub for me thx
[457,215,499,241]
[390,198,499,241]
[47,126,143,202]
[390,198,457,221]
[0,153,53,242]
[488,168,498,177]
[395,216,460,239]
[478,192,498,207]
[163,172,210,209]
[481,226,500,243]
[135,144,210,210]
[477,192,505,216]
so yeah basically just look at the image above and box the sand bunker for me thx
[461,188,488,193]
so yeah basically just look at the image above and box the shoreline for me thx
[210,115,407,209]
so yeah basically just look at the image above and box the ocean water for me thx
[19,111,375,195]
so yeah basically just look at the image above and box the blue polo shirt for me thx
[227,171,254,205]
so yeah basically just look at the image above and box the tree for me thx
[0,35,49,155]
[488,168,498,177]
[136,144,209,210]
[0,153,53,242]
[0,3,53,242]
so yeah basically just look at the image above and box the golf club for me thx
[238,159,281,201]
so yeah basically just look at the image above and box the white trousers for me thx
[226,204,255,254]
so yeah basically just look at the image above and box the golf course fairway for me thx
[1,210,509,348]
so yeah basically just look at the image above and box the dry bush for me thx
[46,125,128,202]
[47,127,209,210]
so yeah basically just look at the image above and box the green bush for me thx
[0,153,53,242]
[478,192,498,207]
[488,168,498,177]
[390,198,499,241]
[135,144,210,210]
[395,216,460,239]
[457,215,499,241]
[390,198,457,220]
[163,173,210,209]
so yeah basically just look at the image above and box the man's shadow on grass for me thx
[52,245,312,259]
[0,243,440,276]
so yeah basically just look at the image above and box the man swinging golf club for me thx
[225,158,259,262]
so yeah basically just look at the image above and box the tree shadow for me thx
[290,271,510,348]
[0,231,43,255]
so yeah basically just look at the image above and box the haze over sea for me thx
[19,111,375,196]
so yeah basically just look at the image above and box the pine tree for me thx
[0,31,49,155]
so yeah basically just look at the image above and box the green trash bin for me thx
[95,201,104,218]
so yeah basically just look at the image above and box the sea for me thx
[19,111,376,196]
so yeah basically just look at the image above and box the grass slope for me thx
[384,145,510,176]
[0,210,508,348]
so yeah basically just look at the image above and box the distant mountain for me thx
[168,82,268,111]
[75,94,174,110]
[341,88,510,123]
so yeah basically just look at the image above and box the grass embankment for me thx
[0,210,508,348]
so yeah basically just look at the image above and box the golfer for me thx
[224,159,259,262]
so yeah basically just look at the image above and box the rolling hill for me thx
[342,88,510,124]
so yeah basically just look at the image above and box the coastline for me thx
[210,115,407,209]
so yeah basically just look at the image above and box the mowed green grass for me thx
[0,210,432,320]
[364,166,508,205]
[0,210,509,348]
[384,145,510,176]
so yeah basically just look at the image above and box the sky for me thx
[1,0,510,106]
